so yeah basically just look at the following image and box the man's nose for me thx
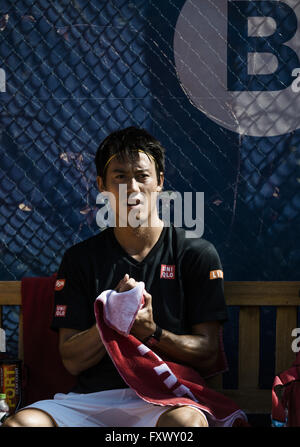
[127,177,140,193]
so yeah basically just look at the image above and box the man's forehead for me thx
[109,152,155,171]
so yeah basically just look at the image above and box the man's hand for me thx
[130,289,156,340]
[115,273,137,292]
[115,274,156,341]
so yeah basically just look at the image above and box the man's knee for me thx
[157,406,208,427]
[2,408,56,427]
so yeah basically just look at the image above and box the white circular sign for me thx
[174,0,300,136]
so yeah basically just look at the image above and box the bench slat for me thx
[0,281,22,305]
[1,281,299,306]
[275,306,297,374]
[239,307,260,388]
[225,282,300,306]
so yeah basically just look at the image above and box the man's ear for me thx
[157,172,164,192]
[97,176,105,192]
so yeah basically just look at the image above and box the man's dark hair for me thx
[95,126,165,183]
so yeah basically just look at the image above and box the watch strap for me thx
[144,325,162,346]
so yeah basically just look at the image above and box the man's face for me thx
[97,152,163,227]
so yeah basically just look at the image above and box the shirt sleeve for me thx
[51,248,93,332]
[182,241,228,326]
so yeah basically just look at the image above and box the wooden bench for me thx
[0,280,300,416]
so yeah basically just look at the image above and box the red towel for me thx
[94,284,248,427]
[272,352,300,426]
[21,275,76,406]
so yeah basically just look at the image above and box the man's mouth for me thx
[126,195,144,208]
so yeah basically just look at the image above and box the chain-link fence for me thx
[1,0,300,388]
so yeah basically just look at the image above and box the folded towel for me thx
[100,282,145,336]
[94,284,248,427]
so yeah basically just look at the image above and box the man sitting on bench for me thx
[3,127,228,427]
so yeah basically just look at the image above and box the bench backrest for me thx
[0,280,300,414]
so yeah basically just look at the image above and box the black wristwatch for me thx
[144,325,162,347]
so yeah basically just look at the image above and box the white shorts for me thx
[22,388,208,427]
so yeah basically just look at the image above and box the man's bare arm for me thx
[146,321,220,375]
[132,297,220,375]
[58,325,106,375]
[58,276,134,375]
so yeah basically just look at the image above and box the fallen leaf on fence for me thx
[19,203,32,212]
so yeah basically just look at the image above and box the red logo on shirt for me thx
[160,264,175,279]
[55,279,65,291]
[55,305,67,317]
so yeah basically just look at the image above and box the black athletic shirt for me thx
[51,225,228,393]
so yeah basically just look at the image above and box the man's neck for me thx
[113,219,164,261]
